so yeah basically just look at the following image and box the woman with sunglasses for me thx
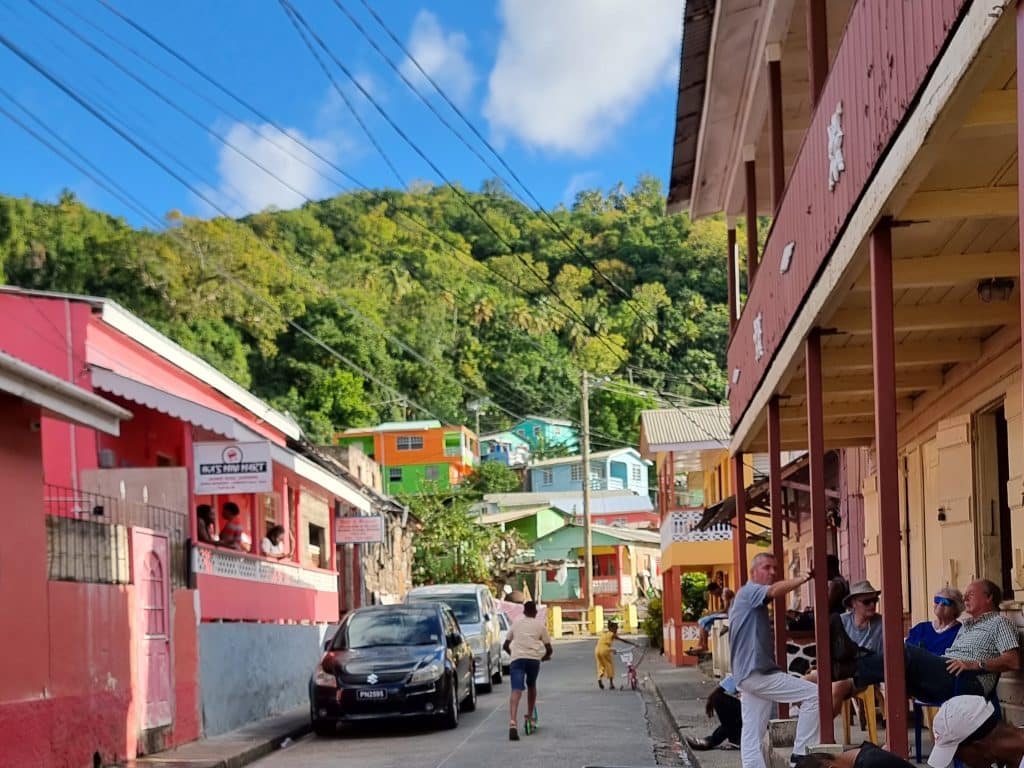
[906,588,964,656]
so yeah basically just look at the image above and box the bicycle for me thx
[615,645,648,690]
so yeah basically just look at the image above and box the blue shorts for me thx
[509,658,541,691]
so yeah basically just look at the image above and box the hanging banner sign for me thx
[194,441,273,494]
[335,516,385,544]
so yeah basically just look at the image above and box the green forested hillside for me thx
[0,177,728,446]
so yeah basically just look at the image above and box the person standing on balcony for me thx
[261,524,290,559]
[196,504,217,544]
[730,552,819,768]
[218,501,244,549]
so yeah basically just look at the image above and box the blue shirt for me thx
[728,582,779,684]
[905,620,961,656]
[842,612,884,654]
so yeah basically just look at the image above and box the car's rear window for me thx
[334,610,442,649]
[410,596,481,625]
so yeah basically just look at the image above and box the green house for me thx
[475,505,572,545]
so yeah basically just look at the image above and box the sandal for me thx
[509,721,520,741]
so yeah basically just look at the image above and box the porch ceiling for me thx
[741,21,1021,453]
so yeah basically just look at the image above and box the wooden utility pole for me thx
[581,370,594,609]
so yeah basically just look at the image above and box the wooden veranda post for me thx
[870,219,908,756]
[806,329,834,742]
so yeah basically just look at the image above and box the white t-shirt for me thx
[261,537,284,556]
[506,616,552,661]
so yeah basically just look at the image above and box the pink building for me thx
[0,287,387,765]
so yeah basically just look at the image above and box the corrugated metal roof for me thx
[639,406,730,452]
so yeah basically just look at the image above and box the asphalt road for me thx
[252,637,676,768]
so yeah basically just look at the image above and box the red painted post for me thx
[1017,2,1024,502]
[806,0,828,107]
[870,219,908,756]
[768,51,786,211]
[805,329,834,743]
[745,159,759,286]
[767,397,787,668]
[731,453,748,583]
[727,223,738,334]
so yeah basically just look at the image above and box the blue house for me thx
[479,430,532,467]
[527,448,651,496]
[510,416,579,455]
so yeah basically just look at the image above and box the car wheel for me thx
[462,666,478,712]
[313,719,336,737]
[440,676,460,729]
[477,655,493,693]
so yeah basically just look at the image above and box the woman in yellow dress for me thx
[595,620,637,689]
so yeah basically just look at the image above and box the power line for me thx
[277,0,628,366]
[348,0,657,336]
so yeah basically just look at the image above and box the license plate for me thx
[357,688,387,701]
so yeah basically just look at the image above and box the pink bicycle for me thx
[615,646,648,690]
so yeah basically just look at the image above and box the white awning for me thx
[91,366,373,513]
[91,367,246,440]
[0,352,130,435]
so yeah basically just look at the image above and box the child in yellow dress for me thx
[595,620,637,689]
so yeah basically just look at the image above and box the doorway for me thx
[974,404,1011,597]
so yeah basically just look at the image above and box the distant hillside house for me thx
[528,448,651,496]
[337,420,478,494]
[479,430,531,467]
[478,489,657,529]
[509,416,579,455]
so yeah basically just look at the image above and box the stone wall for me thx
[360,508,414,604]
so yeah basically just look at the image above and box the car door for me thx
[450,608,473,693]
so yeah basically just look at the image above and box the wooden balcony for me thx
[727,0,968,430]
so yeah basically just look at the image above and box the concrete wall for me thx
[198,622,333,736]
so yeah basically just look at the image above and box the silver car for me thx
[406,584,504,692]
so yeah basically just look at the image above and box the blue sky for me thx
[0,0,682,228]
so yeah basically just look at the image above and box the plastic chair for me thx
[912,673,1001,763]
[841,684,880,745]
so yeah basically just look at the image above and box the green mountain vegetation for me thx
[0,176,729,448]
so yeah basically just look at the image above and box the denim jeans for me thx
[853,645,984,702]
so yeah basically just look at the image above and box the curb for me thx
[221,719,312,768]
[649,673,700,767]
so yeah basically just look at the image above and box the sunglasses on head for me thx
[858,597,878,605]
[934,596,955,607]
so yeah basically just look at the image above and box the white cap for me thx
[927,695,994,768]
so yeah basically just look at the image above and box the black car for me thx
[310,603,476,735]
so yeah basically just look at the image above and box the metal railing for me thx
[44,484,188,587]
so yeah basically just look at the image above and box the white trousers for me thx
[738,671,820,768]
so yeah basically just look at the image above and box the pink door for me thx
[132,529,173,730]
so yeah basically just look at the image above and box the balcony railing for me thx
[661,511,732,550]
[593,575,634,596]
[191,544,338,593]
[44,484,187,586]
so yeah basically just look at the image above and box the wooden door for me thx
[132,528,172,730]
[936,416,977,588]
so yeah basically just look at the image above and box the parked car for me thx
[497,611,511,674]
[310,603,476,735]
[405,583,504,692]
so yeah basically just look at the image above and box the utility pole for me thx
[581,370,594,609]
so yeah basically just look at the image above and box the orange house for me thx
[338,420,478,494]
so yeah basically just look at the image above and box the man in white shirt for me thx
[502,600,553,741]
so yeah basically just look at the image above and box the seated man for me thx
[928,695,1024,768]
[685,674,741,751]
[794,743,916,768]
[831,579,1019,705]
[808,580,884,716]
[689,583,735,656]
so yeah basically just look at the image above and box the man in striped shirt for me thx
[832,579,1019,704]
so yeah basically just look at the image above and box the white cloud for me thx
[213,122,338,215]
[400,10,476,105]
[484,0,681,155]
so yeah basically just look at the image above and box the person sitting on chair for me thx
[689,582,735,656]
[906,587,963,656]
[830,579,1019,706]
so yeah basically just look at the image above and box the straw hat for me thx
[843,579,881,608]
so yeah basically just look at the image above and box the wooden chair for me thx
[841,684,880,745]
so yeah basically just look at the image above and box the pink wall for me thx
[97,400,187,469]
[196,570,339,623]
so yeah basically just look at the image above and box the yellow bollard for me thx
[623,603,638,633]
[547,605,563,639]
[589,605,604,635]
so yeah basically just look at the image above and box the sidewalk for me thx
[646,655,935,767]
[120,707,310,768]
